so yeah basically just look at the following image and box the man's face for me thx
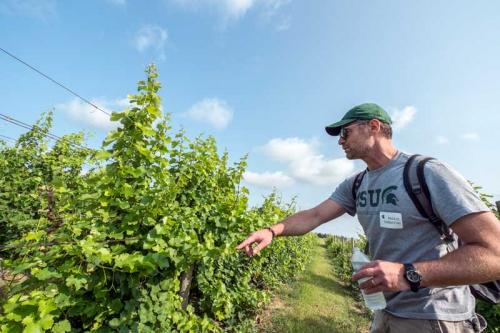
[338,120,371,160]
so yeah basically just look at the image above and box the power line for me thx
[0,134,17,142]
[0,113,90,151]
[0,46,110,116]
[1,113,60,141]
[0,46,140,148]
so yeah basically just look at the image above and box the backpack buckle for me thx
[412,185,422,194]
[442,234,455,244]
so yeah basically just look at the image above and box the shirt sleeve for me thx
[330,175,357,216]
[424,160,490,227]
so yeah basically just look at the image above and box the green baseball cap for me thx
[325,103,392,136]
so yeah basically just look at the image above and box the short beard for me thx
[346,146,369,160]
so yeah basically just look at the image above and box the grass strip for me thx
[259,239,372,333]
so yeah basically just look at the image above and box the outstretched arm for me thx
[236,199,346,257]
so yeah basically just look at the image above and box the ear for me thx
[368,119,382,133]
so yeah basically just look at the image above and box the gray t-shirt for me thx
[330,151,490,321]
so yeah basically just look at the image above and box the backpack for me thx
[352,154,500,305]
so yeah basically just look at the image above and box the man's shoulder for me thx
[398,153,454,175]
[419,157,460,177]
[396,154,465,184]
[395,151,415,163]
[345,169,366,181]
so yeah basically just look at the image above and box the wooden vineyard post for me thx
[180,264,195,310]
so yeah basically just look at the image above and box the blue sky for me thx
[1,0,499,238]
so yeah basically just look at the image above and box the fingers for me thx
[361,276,390,294]
[352,267,377,281]
[251,240,270,256]
[236,230,272,257]
[236,234,257,250]
[355,261,408,293]
[242,244,252,257]
[363,284,385,295]
[352,261,381,281]
[237,240,255,256]
[360,261,379,268]
[358,276,378,290]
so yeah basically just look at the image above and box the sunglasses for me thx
[340,121,368,140]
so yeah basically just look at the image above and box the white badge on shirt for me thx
[380,212,403,229]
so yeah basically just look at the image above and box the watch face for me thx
[406,270,421,283]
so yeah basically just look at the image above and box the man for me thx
[237,103,500,332]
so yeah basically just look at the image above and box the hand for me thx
[236,229,274,257]
[351,260,410,294]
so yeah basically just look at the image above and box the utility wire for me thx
[0,134,17,142]
[1,46,136,132]
[1,113,60,140]
[0,46,110,116]
[0,47,142,150]
[0,113,91,151]
[0,46,114,150]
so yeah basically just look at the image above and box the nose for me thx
[338,136,345,145]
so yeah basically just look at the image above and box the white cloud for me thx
[134,25,168,60]
[261,137,318,163]
[0,0,56,20]
[289,155,354,186]
[172,0,253,19]
[170,0,290,21]
[252,137,355,188]
[223,0,254,19]
[436,135,450,145]
[184,98,233,129]
[57,97,131,131]
[391,106,417,130]
[461,133,480,142]
[243,171,294,188]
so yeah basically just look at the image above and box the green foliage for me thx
[0,65,314,332]
[471,183,499,218]
[324,235,366,292]
[477,299,500,333]
[0,112,91,251]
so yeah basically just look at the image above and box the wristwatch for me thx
[404,263,422,292]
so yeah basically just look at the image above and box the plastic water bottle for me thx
[351,247,386,310]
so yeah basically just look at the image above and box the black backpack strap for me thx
[351,169,367,201]
[403,154,454,243]
[403,155,500,305]
[352,169,368,254]
[470,281,500,305]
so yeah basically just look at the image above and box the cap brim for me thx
[325,119,354,136]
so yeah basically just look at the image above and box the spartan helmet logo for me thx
[382,186,399,206]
